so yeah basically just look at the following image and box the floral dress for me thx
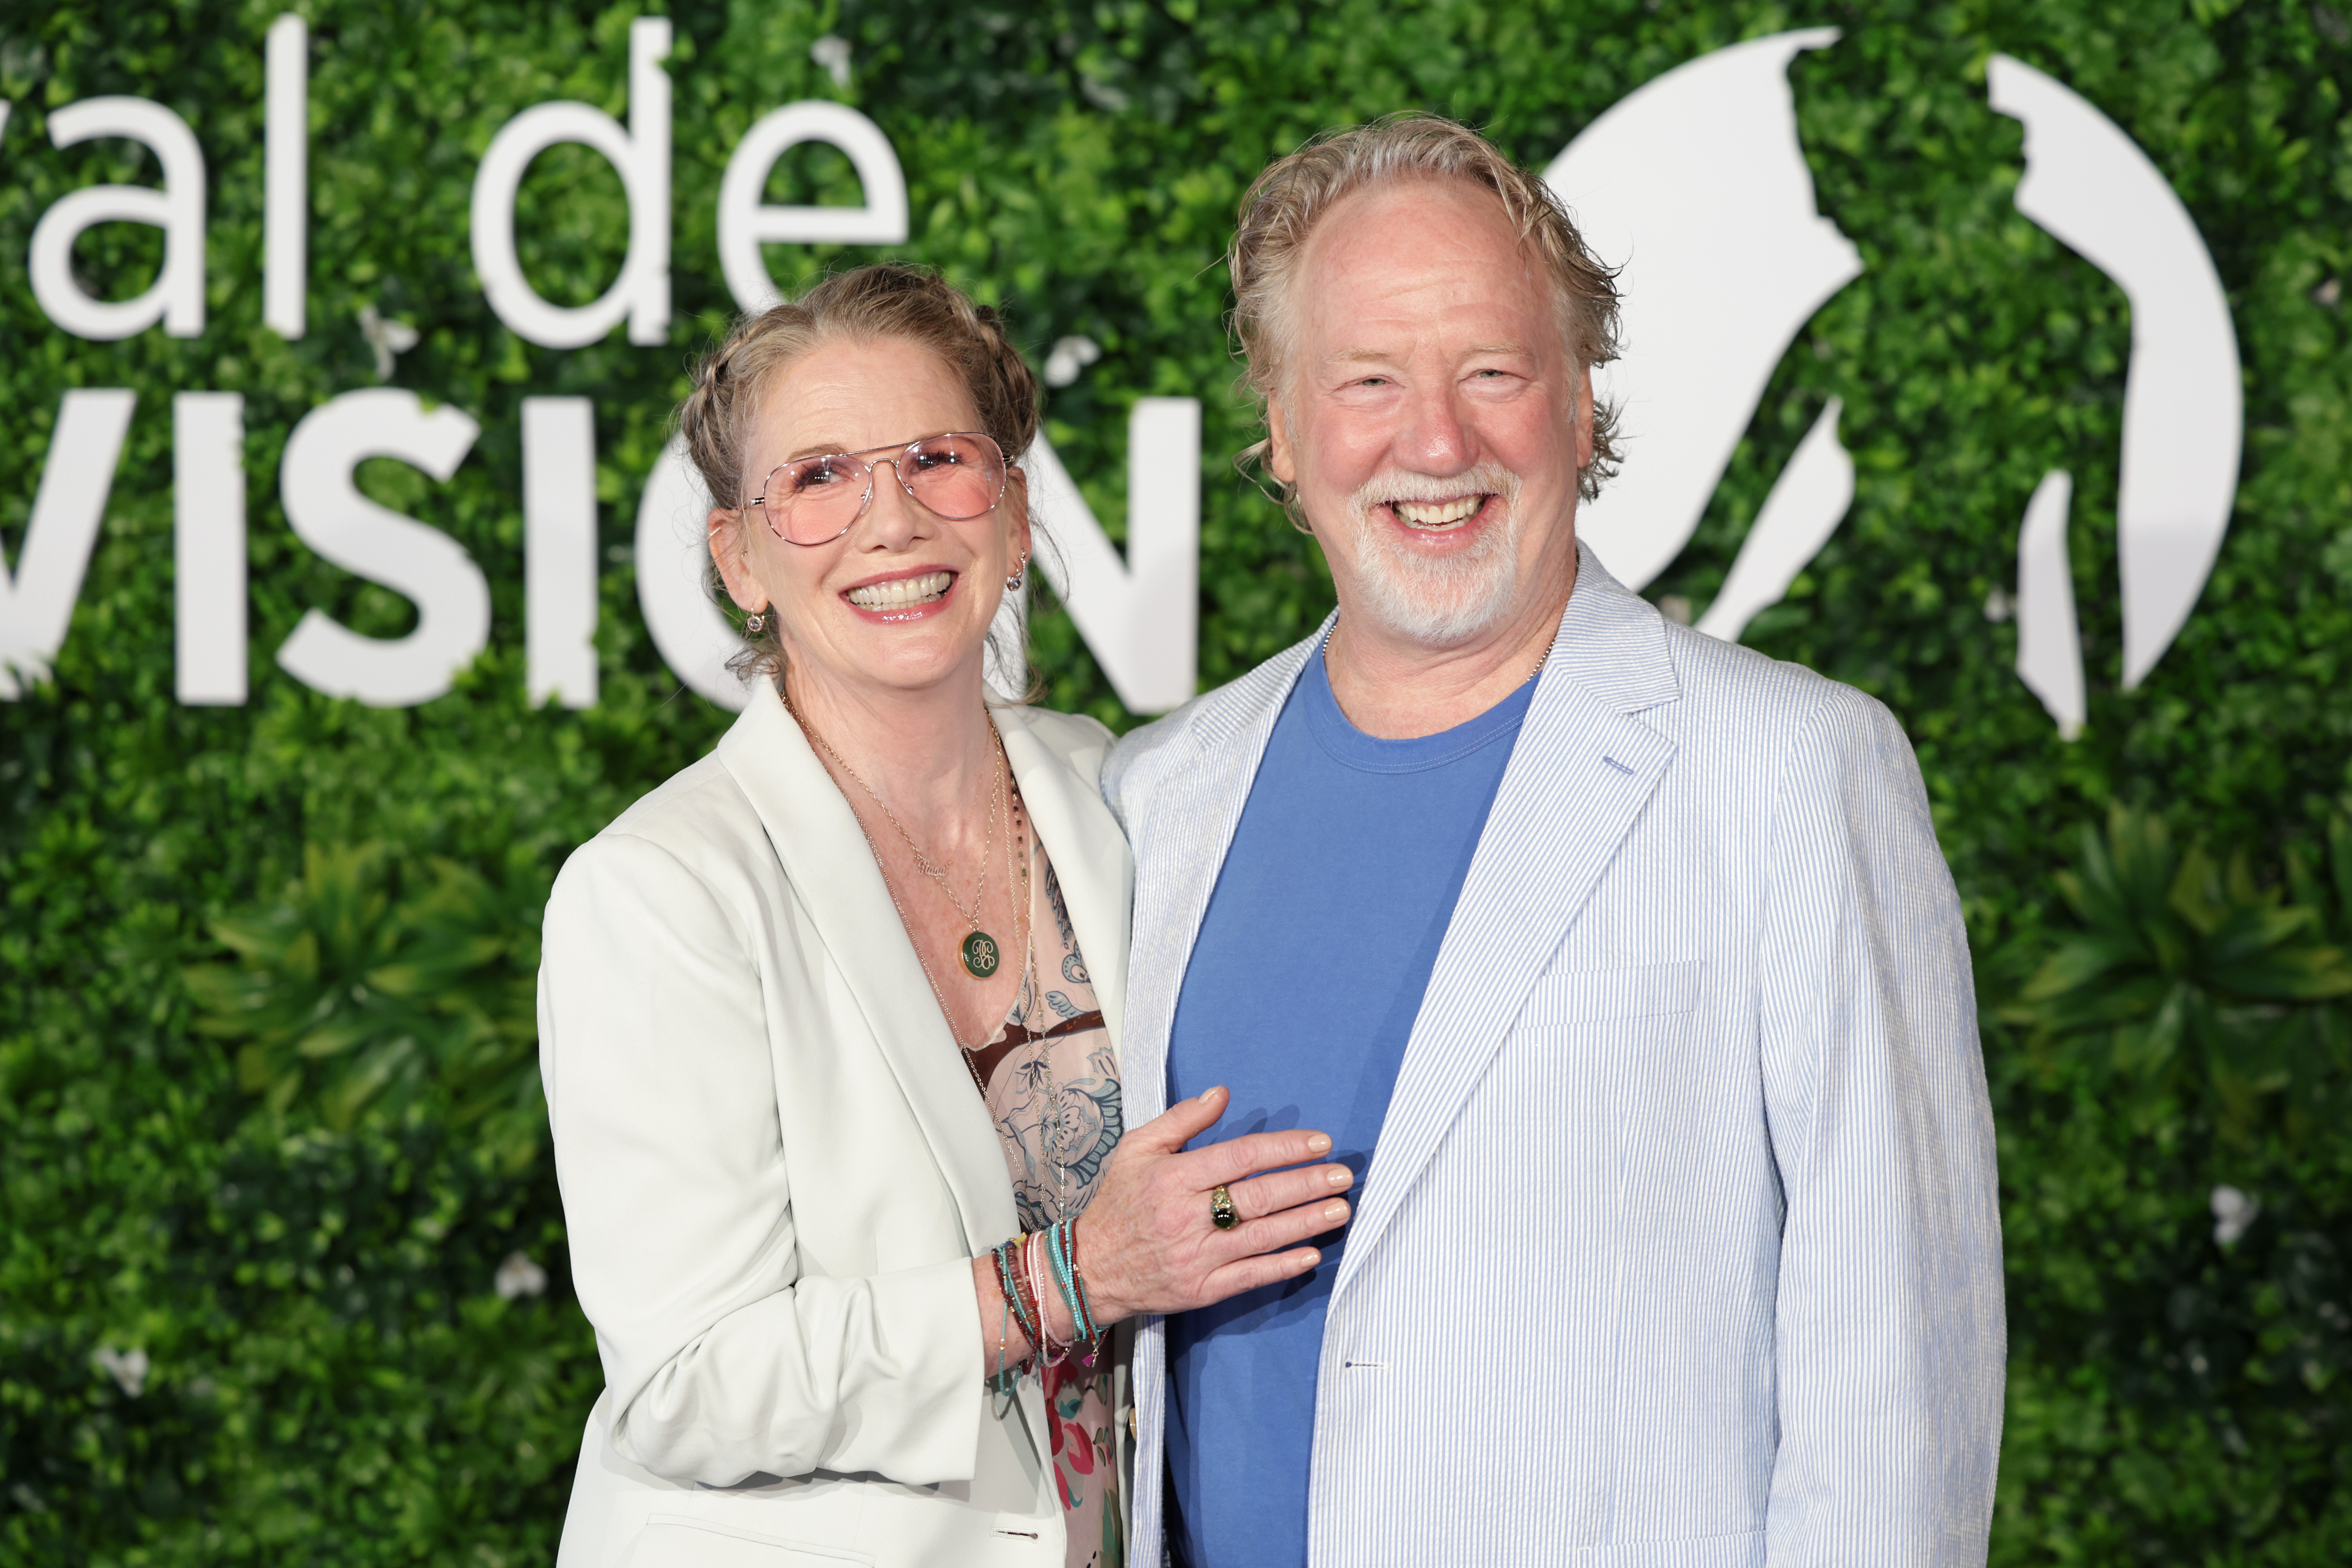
[963,831,1126,1568]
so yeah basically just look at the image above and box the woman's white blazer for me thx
[538,687,1132,1568]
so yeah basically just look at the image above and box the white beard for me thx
[1334,463,1526,646]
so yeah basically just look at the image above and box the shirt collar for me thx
[1540,539,1684,716]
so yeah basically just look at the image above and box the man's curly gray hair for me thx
[1229,113,1624,508]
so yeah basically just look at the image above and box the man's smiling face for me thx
[1268,176,1593,648]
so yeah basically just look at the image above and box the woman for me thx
[539,265,1352,1568]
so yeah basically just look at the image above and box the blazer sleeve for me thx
[1757,687,2006,1565]
[538,830,984,1488]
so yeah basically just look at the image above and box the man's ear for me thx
[1574,365,1596,472]
[1267,398,1297,486]
[707,509,768,612]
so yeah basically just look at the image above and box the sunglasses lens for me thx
[760,436,1005,541]
[900,435,1005,520]
[765,456,868,543]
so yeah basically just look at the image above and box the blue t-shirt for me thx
[1162,644,1532,1568]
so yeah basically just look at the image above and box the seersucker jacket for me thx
[539,686,1132,1568]
[1103,544,2005,1568]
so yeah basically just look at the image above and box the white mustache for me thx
[1350,463,1522,510]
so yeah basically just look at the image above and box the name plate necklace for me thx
[789,695,1010,980]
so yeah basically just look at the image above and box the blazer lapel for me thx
[717,687,1018,1255]
[1121,618,1332,1128]
[1334,550,1683,1294]
[995,706,1133,1058]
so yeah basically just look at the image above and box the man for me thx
[1102,115,2005,1567]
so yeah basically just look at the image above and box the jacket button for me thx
[1127,1407,1138,1439]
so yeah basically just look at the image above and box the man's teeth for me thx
[1392,496,1483,529]
[848,571,953,609]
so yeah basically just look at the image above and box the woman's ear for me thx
[707,508,769,612]
[1004,466,1033,569]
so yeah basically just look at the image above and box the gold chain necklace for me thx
[784,699,1064,1205]
[900,765,1000,933]
[914,814,1031,1082]
[789,695,1009,980]
[976,812,1066,1212]
[837,779,1033,1087]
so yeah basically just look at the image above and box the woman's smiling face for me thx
[709,334,1030,705]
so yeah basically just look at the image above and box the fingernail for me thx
[1324,1202,1348,1221]
[1327,1167,1352,1189]
[1297,1250,1320,1270]
[1307,1133,1332,1153]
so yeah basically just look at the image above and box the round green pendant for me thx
[960,930,1001,978]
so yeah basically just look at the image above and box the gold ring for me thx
[1210,1184,1238,1230]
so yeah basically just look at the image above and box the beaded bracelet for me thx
[987,1241,1011,1391]
[1015,1241,1051,1360]
[989,1238,1015,1326]
[1073,1230,1101,1356]
[1066,1216,1103,1357]
[992,1236,1040,1357]
[1032,1230,1073,1367]
[993,1289,1013,1394]
[1043,1216,1103,1365]
[1044,1220,1081,1338]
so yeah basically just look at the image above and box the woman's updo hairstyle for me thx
[677,263,1045,684]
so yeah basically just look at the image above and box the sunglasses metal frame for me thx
[744,431,1008,546]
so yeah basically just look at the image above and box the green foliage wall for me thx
[1,0,2348,1561]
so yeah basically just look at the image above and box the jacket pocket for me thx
[1591,1528,1766,1568]
[630,1515,875,1568]
[1519,959,1703,1027]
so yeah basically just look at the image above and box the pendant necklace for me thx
[788,695,1010,978]
[866,810,1032,1099]
[786,697,1065,1220]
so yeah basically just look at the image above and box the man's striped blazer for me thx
[1101,545,2005,1568]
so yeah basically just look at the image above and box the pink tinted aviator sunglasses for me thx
[745,432,1009,546]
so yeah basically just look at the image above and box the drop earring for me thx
[1004,553,1028,593]
[745,610,767,633]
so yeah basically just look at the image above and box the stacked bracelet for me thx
[1026,1228,1068,1368]
[993,1289,1013,1396]
[1069,1220,1102,1357]
[991,1236,1040,1367]
[988,1220,1105,1382]
[1043,1216,1103,1366]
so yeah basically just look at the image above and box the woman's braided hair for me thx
[677,263,1045,684]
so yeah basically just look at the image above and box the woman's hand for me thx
[1073,1085,1352,1327]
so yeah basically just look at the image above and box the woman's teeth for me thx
[1393,496,1483,529]
[848,571,953,610]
